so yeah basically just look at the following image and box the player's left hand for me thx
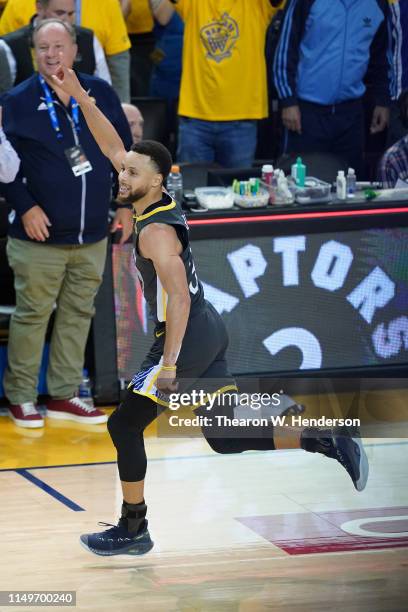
[111,208,133,244]
[157,368,178,393]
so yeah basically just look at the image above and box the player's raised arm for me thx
[51,63,126,173]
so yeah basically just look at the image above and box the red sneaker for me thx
[47,397,108,424]
[8,402,44,428]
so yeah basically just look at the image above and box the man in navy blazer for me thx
[1,18,132,428]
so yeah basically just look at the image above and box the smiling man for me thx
[51,62,370,557]
[1,19,132,427]
[0,0,131,101]
[1,0,111,86]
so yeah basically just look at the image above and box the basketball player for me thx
[52,64,369,556]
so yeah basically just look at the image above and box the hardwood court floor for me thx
[0,400,407,611]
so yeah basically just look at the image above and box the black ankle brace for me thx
[121,500,147,533]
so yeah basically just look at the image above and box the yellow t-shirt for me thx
[126,0,154,34]
[0,0,130,55]
[175,0,282,120]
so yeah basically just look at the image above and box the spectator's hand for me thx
[370,106,390,134]
[51,58,87,102]
[282,105,302,134]
[21,205,52,242]
[111,207,133,244]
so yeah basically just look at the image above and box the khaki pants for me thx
[4,237,107,404]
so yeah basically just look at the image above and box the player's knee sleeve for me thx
[108,409,147,481]
[117,431,147,482]
[107,408,125,447]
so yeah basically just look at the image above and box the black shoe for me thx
[303,427,369,492]
[80,519,154,556]
[331,431,369,492]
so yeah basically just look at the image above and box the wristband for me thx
[161,365,177,371]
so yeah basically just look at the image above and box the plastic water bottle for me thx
[346,168,356,197]
[336,170,347,200]
[166,165,183,205]
[78,369,93,406]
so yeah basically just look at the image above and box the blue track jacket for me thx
[273,0,391,107]
[1,72,132,244]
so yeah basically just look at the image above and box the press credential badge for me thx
[65,145,93,177]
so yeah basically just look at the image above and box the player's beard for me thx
[117,185,149,204]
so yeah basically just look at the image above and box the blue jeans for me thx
[178,117,258,168]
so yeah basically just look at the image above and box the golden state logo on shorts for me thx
[200,13,239,63]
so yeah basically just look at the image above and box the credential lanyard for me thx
[39,75,80,140]
[75,0,82,25]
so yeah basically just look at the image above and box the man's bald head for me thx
[33,19,77,80]
[122,103,144,145]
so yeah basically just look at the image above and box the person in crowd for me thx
[149,9,183,102]
[126,0,156,97]
[1,0,111,87]
[148,0,285,168]
[122,102,144,144]
[1,19,132,428]
[0,40,12,93]
[149,10,183,146]
[274,0,391,176]
[378,90,408,186]
[388,0,408,143]
[0,106,19,182]
[0,0,131,102]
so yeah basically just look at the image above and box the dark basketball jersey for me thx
[133,193,206,326]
